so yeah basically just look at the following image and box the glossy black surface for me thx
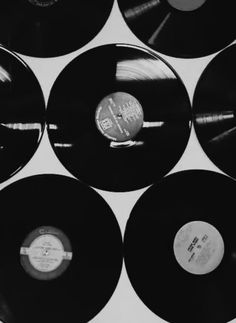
[0,46,45,183]
[0,0,114,57]
[124,169,236,323]
[193,44,236,179]
[117,0,236,58]
[46,44,191,192]
[0,174,123,323]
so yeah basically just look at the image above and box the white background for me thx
[0,1,235,322]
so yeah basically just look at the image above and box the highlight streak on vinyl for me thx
[0,174,123,323]
[0,46,45,183]
[148,12,172,45]
[0,0,114,57]
[207,126,236,144]
[193,45,236,179]
[124,0,161,20]
[117,0,236,58]
[1,123,43,130]
[124,170,236,323]
[46,43,191,192]
[195,111,235,126]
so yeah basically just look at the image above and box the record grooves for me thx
[46,43,191,192]
[124,170,236,323]
[117,0,236,58]
[0,174,123,323]
[0,0,114,57]
[193,44,236,180]
[0,46,45,183]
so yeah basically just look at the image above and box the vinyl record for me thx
[0,0,114,57]
[193,44,236,179]
[124,169,236,323]
[0,46,45,183]
[46,43,191,192]
[0,174,123,323]
[117,0,236,58]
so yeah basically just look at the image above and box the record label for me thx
[95,92,144,142]
[25,234,69,271]
[173,221,224,275]
[167,0,206,11]
[20,226,72,280]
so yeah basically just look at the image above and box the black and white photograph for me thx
[0,1,235,322]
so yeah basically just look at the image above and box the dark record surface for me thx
[46,44,191,192]
[0,174,123,323]
[0,46,45,183]
[117,0,236,58]
[193,44,236,180]
[124,170,236,323]
[0,0,114,57]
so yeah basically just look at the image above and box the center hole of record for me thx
[173,221,224,275]
[27,0,58,7]
[95,92,144,142]
[167,0,206,11]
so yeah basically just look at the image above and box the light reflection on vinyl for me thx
[46,43,191,192]
[0,46,45,183]
[0,0,114,57]
[193,44,236,179]
[117,0,236,58]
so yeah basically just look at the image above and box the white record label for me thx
[95,92,144,142]
[173,221,224,275]
[20,226,72,280]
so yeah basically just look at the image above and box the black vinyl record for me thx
[46,44,191,192]
[124,169,236,323]
[0,46,45,183]
[0,174,123,323]
[117,0,236,58]
[0,0,114,57]
[193,44,236,179]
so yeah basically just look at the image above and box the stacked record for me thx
[0,174,123,323]
[46,43,192,192]
[0,0,114,57]
[124,169,236,323]
[193,44,236,179]
[117,0,236,58]
[0,46,45,183]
